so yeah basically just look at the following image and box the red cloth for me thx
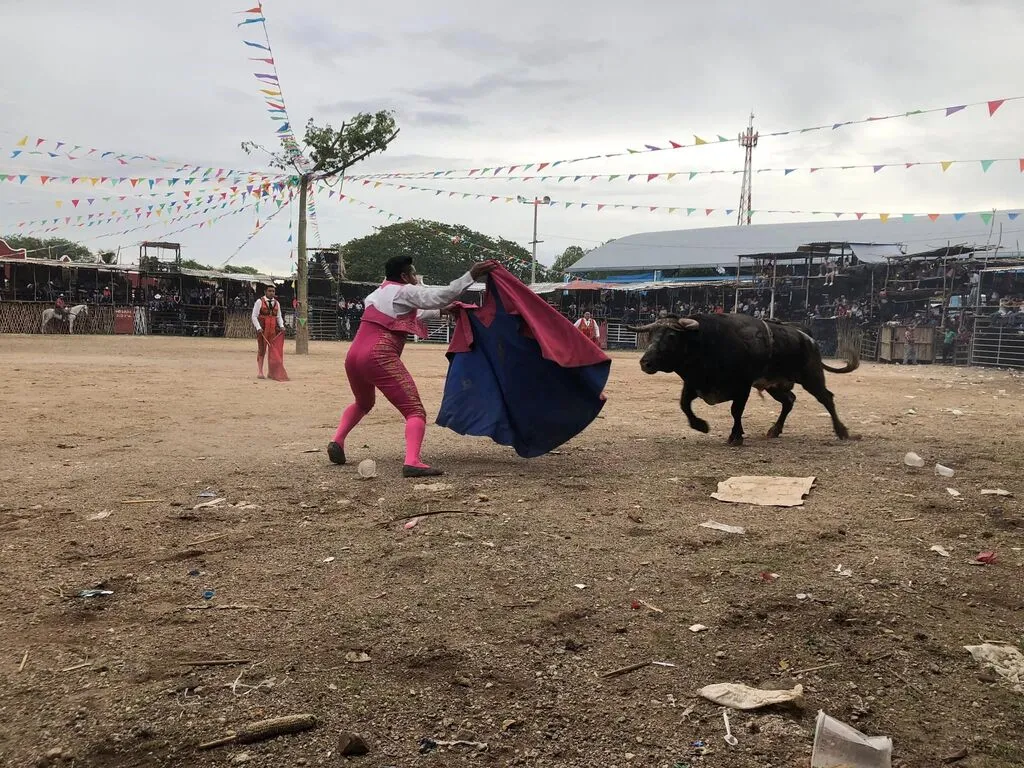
[446,266,611,369]
[257,298,289,381]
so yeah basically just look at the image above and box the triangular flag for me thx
[666,173,677,181]
[1008,212,1020,221]
[810,168,820,173]
[687,208,696,215]
[689,172,698,180]
[981,160,994,172]
[879,213,889,222]
[1019,158,1024,172]
[954,213,966,221]
[16,136,27,147]
[988,99,1005,116]
[705,208,714,216]
[902,213,915,222]
[647,174,659,182]
[941,161,953,172]
[873,165,885,173]
[784,169,796,175]
[928,213,940,221]
[945,105,966,116]
[597,204,605,211]
[980,212,993,225]
[694,136,707,145]
[669,141,682,148]
[537,163,549,171]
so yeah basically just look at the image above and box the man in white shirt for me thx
[328,255,499,477]
[252,285,288,380]
[573,311,600,346]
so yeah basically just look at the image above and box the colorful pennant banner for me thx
[345,179,1021,225]
[347,156,1024,183]
[0,170,290,192]
[342,96,1022,180]
[236,4,306,168]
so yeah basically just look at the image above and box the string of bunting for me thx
[0,170,290,193]
[221,194,290,267]
[5,133,205,170]
[350,156,1024,183]
[319,189,576,280]
[352,178,1022,224]
[345,96,1021,179]
[17,192,265,238]
[10,182,291,236]
[236,3,306,168]
[1,180,291,211]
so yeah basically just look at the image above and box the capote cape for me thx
[435,266,611,458]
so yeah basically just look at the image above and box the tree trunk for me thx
[295,176,310,354]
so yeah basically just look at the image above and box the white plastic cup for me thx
[903,452,925,468]
[811,710,892,768]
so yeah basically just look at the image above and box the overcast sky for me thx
[1,0,1022,275]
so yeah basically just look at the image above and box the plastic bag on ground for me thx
[697,682,803,710]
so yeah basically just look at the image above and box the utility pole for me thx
[737,112,758,226]
[519,195,550,283]
[295,174,310,354]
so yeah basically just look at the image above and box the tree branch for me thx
[316,129,401,180]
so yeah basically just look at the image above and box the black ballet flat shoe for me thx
[327,441,346,465]
[402,465,444,478]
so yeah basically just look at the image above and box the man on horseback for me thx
[54,294,68,323]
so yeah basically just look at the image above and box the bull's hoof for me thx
[727,435,744,447]
[766,426,782,439]
[690,418,711,434]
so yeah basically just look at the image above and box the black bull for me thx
[628,313,860,446]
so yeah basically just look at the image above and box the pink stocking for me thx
[333,404,368,446]
[404,415,428,468]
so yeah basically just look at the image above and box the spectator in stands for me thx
[903,324,917,365]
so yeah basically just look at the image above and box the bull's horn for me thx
[676,318,700,330]
[626,323,659,332]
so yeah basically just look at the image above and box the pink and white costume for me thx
[332,271,475,469]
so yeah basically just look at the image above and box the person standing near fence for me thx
[573,311,601,347]
[327,256,499,478]
[252,285,289,381]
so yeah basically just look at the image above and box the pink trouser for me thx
[343,322,426,419]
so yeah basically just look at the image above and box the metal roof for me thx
[567,214,1023,272]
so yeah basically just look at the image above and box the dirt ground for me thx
[0,335,1022,768]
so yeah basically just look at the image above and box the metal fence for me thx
[970,314,1024,369]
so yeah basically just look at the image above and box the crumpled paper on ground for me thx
[964,643,1024,693]
[711,476,816,507]
[697,682,804,710]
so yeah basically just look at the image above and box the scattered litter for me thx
[949,408,965,416]
[197,714,318,751]
[87,511,111,521]
[76,589,113,598]
[760,571,780,582]
[796,593,810,601]
[573,583,588,590]
[413,482,453,492]
[946,488,961,497]
[689,624,709,633]
[203,589,215,600]
[344,651,371,664]
[963,643,1024,693]
[834,565,853,578]
[906,408,916,415]
[198,491,217,498]
[722,710,739,746]
[974,551,998,565]
[600,660,676,679]
[193,497,226,510]
[322,557,336,564]
[930,545,951,558]
[935,464,955,477]
[903,452,925,468]
[811,710,892,767]
[700,520,746,535]
[631,598,663,613]
[981,488,1012,497]
[357,459,377,479]
[711,475,815,507]
[698,682,804,710]
[403,518,420,530]
[419,738,487,754]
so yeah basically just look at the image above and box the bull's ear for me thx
[676,318,699,331]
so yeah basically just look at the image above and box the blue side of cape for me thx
[435,289,611,458]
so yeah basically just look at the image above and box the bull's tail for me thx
[821,345,860,374]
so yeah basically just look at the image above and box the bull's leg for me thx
[801,373,857,440]
[766,386,796,438]
[680,385,709,434]
[727,389,750,446]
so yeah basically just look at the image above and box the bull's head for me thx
[627,316,699,374]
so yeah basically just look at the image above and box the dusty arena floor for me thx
[0,335,1022,768]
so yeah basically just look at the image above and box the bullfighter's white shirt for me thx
[364,271,474,321]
